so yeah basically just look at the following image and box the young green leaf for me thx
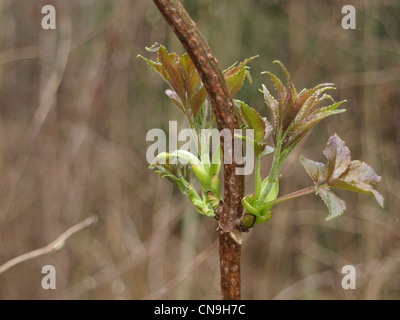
[260,177,279,204]
[241,194,257,214]
[169,150,202,167]
[192,164,211,190]
[188,186,215,217]
[226,67,247,99]
[209,145,222,177]
[238,101,266,144]
[235,100,273,157]
[224,56,258,77]
[149,152,191,195]
[210,175,221,198]
[224,56,258,98]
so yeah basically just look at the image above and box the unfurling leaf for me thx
[300,156,327,185]
[261,61,346,149]
[241,177,279,225]
[165,89,185,113]
[286,101,346,149]
[316,186,346,220]
[140,47,258,125]
[149,152,191,195]
[323,133,351,183]
[138,44,206,122]
[188,186,215,217]
[262,84,279,138]
[331,160,384,207]
[300,134,384,218]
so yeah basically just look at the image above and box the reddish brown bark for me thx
[153,0,244,300]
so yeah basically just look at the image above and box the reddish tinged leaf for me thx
[180,53,201,100]
[262,84,279,132]
[300,156,327,185]
[180,53,206,118]
[157,46,186,101]
[331,160,384,207]
[189,86,207,119]
[165,89,185,113]
[324,134,351,183]
[263,120,273,142]
[266,61,297,132]
[281,86,296,132]
[274,60,297,100]
[309,94,335,116]
[294,83,333,114]
[294,93,318,124]
[286,107,345,149]
[295,85,336,124]
[301,134,384,213]
[346,160,381,185]
[261,62,345,151]
[264,71,287,114]
[316,186,346,220]
[140,45,208,121]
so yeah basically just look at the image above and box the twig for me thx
[0,215,98,275]
[153,0,244,300]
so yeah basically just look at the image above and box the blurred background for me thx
[0,0,399,299]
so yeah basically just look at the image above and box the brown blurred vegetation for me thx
[0,0,399,299]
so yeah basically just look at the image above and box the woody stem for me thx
[153,0,244,300]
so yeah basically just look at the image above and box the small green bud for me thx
[240,213,256,229]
